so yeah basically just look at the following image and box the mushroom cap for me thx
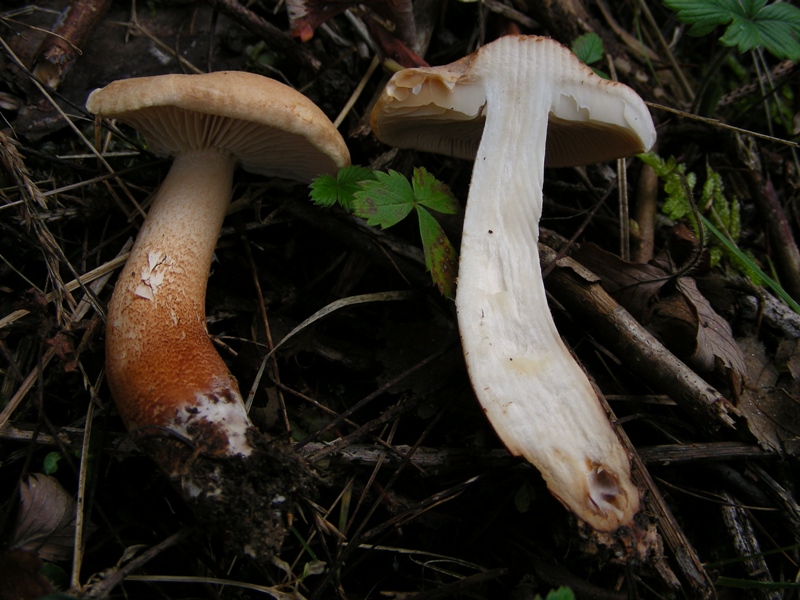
[87,71,350,182]
[370,35,656,168]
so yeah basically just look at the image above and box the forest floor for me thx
[1,0,799,599]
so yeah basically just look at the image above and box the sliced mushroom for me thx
[370,35,656,553]
[88,70,350,560]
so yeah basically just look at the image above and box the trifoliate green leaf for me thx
[417,207,457,298]
[411,167,460,215]
[309,165,376,211]
[316,166,461,298]
[352,170,416,228]
[571,33,605,65]
[663,0,800,60]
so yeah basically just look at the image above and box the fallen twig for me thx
[540,241,740,430]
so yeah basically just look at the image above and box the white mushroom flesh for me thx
[376,36,656,534]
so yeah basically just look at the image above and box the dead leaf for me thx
[363,17,429,68]
[0,549,54,600]
[286,0,352,41]
[573,243,669,322]
[574,244,746,390]
[674,277,747,391]
[285,0,428,67]
[45,331,76,371]
[738,336,800,456]
[12,473,77,562]
[647,291,698,359]
[777,338,800,380]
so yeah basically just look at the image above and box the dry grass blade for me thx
[0,251,129,330]
[647,101,800,148]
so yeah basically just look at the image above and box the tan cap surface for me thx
[88,71,350,182]
[371,35,656,168]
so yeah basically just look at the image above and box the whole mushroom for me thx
[370,35,657,554]
[87,71,350,560]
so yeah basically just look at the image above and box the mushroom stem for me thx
[106,149,253,459]
[89,71,351,561]
[455,44,640,535]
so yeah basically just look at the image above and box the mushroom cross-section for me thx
[370,35,656,547]
[87,71,350,560]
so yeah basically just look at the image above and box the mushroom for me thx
[87,71,350,559]
[370,35,656,551]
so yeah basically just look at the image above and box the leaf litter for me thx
[1,0,800,598]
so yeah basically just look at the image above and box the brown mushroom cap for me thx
[370,35,656,168]
[87,70,350,181]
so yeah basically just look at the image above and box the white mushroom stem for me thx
[455,43,640,533]
[106,149,253,458]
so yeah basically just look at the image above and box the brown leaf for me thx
[574,244,745,389]
[647,292,698,359]
[573,243,669,322]
[0,549,54,600]
[674,277,747,391]
[12,474,77,562]
[364,16,429,68]
[45,331,76,371]
[286,0,353,41]
[738,336,800,456]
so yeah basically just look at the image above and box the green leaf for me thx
[719,15,763,52]
[321,166,462,297]
[663,0,739,36]
[570,32,605,65]
[309,165,376,211]
[309,174,340,208]
[663,0,800,60]
[39,563,71,593]
[43,451,61,475]
[640,152,800,313]
[700,215,798,307]
[545,588,576,600]
[729,196,741,241]
[534,587,575,600]
[411,167,459,215]
[417,207,458,298]
[753,3,800,60]
[352,170,416,228]
[301,560,326,579]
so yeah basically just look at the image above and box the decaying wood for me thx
[748,171,800,304]
[630,447,715,598]
[719,491,779,600]
[31,0,112,89]
[632,163,658,263]
[597,392,712,597]
[637,442,769,464]
[0,421,769,471]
